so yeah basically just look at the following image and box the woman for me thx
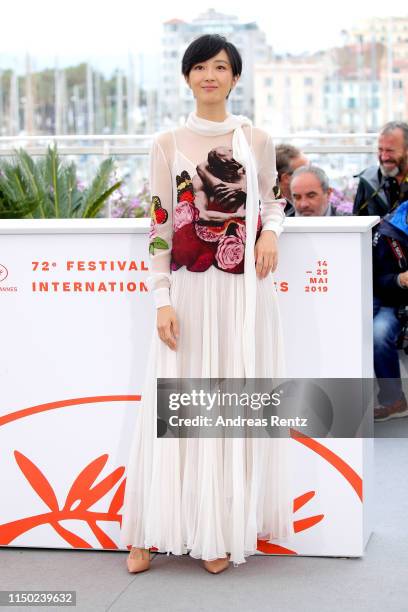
[120,34,294,574]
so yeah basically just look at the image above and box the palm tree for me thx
[0,145,122,218]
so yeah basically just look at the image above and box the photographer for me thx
[373,199,408,421]
[354,121,408,217]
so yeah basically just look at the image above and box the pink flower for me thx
[215,234,245,270]
[174,201,199,232]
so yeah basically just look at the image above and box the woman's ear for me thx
[230,77,238,93]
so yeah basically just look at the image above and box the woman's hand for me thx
[157,305,179,351]
[213,184,243,206]
[254,230,278,279]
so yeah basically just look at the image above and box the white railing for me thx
[0,133,379,156]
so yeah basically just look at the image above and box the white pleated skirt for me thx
[120,266,294,566]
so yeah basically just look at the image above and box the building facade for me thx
[159,9,272,127]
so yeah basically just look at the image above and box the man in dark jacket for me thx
[354,121,408,217]
[372,199,408,421]
[275,144,308,217]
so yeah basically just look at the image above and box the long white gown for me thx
[120,123,295,566]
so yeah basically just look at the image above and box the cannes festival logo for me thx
[0,397,363,555]
[0,264,8,282]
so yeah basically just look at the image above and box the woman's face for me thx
[185,49,239,104]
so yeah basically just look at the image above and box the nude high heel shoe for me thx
[127,547,151,573]
[202,554,230,574]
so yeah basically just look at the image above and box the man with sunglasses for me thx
[354,121,408,217]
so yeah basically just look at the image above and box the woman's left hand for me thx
[254,230,278,279]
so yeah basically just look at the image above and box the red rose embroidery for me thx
[174,201,200,232]
[215,234,245,270]
[170,167,252,275]
[171,223,216,272]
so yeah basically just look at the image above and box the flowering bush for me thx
[329,187,353,214]
[108,175,151,218]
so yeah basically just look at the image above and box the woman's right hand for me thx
[157,305,179,351]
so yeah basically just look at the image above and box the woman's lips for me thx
[203,87,217,90]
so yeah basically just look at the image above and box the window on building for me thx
[304,77,313,86]
[264,77,273,87]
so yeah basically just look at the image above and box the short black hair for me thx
[181,34,242,79]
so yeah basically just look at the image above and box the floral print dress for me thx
[121,124,294,566]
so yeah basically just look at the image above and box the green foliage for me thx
[0,145,122,218]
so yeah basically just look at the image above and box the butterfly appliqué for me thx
[150,195,168,225]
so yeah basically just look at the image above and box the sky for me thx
[1,0,408,77]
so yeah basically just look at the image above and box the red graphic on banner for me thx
[290,428,362,500]
[0,395,141,427]
[0,453,126,548]
[0,450,323,555]
[0,397,363,555]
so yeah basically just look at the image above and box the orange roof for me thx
[164,18,185,24]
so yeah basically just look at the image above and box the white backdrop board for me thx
[0,217,378,556]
